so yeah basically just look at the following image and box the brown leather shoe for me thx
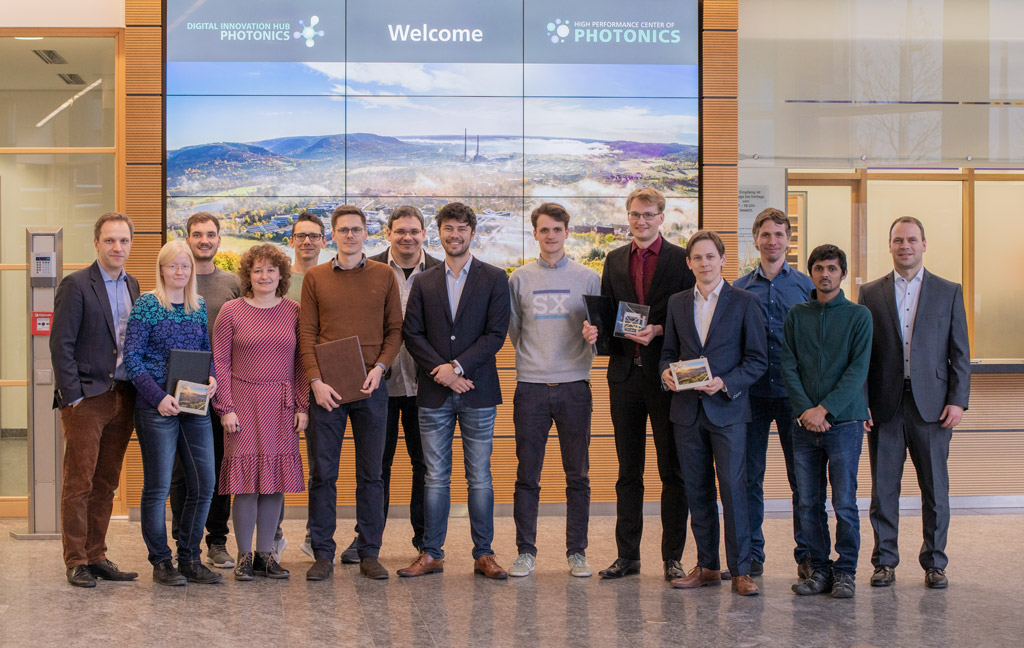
[670,565,722,589]
[731,574,760,596]
[474,555,508,580]
[397,552,444,578]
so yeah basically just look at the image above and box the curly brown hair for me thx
[237,244,292,298]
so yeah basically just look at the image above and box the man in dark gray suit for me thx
[52,212,141,588]
[859,216,971,590]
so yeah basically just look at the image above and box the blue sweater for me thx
[124,292,213,409]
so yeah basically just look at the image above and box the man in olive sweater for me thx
[299,205,403,581]
[781,244,872,599]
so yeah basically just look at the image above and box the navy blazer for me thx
[859,269,971,423]
[403,256,510,409]
[659,281,768,427]
[50,261,141,408]
[601,237,695,386]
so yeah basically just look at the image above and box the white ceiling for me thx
[0,37,116,91]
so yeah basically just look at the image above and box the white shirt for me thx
[445,256,472,320]
[694,278,725,346]
[894,268,924,378]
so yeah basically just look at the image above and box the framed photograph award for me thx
[613,301,651,338]
[669,358,713,391]
[174,380,212,415]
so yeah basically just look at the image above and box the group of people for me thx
[51,187,970,601]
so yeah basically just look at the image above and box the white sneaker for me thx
[271,536,287,563]
[568,553,593,577]
[509,553,535,577]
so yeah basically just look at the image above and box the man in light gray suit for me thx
[859,216,970,590]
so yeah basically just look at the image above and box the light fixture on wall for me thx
[15,37,44,40]
[35,78,102,128]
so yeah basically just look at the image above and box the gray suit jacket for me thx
[50,261,141,408]
[859,268,970,423]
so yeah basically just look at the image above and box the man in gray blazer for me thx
[859,216,971,590]
[51,212,141,588]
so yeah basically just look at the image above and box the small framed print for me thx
[670,358,713,391]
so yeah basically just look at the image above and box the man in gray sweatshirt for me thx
[507,203,601,578]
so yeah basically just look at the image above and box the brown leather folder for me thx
[313,336,369,404]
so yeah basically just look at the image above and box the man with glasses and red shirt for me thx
[583,187,695,582]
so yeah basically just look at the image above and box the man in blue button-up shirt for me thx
[733,208,813,580]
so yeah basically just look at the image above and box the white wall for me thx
[0,0,123,28]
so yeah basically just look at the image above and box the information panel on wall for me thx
[166,0,698,269]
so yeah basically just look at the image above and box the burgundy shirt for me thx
[629,235,663,305]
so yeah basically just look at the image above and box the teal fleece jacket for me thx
[781,289,873,424]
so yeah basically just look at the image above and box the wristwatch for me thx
[450,361,463,376]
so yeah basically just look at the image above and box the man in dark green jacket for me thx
[781,244,872,599]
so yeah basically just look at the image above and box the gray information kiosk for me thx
[11,227,63,540]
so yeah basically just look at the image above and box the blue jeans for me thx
[307,384,388,561]
[746,396,806,564]
[419,394,496,560]
[135,407,215,566]
[793,420,864,578]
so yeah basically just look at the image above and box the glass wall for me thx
[0,36,116,497]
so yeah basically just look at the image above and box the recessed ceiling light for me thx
[15,37,44,40]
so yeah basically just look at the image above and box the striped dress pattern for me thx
[212,298,308,495]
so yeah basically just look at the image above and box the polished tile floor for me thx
[1,511,1021,647]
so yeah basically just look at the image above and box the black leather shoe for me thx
[253,552,290,579]
[360,557,390,580]
[750,560,764,577]
[178,560,223,584]
[831,570,856,598]
[340,537,361,564]
[871,565,896,587]
[599,558,640,579]
[88,559,138,581]
[721,569,732,581]
[925,568,948,589]
[664,560,685,581]
[234,553,254,581]
[153,559,187,586]
[67,565,97,588]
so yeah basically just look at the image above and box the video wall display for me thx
[166,0,698,269]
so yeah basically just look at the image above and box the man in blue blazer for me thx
[398,202,511,579]
[659,230,767,596]
[51,212,141,588]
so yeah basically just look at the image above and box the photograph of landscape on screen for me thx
[166,1,698,270]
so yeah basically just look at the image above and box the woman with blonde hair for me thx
[125,239,220,586]
[212,243,307,580]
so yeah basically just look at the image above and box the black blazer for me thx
[659,282,768,427]
[601,237,695,385]
[50,261,141,408]
[369,247,442,272]
[403,256,510,409]
[859,269,971,423]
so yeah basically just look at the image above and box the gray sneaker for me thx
[508,553,535,577]
[568,553,593,577]
[206,544,235,569]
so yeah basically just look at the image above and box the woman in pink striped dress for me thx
[212,244,307,581]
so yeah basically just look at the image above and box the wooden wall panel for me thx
[125,27,163,94]
[702,31,738,97]
[701,99,738,165]
[126,0,162,26]
[125,96,163,164]
[125,165,164,230]
[703,0,739,30]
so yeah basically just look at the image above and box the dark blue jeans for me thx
[746,396,806,564]
[419,394,497,560]
[793,420,864,578]
[135,407,216,566]
[307,384,388,561]
[512,381,592,558]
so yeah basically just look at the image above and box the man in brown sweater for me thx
[299,205,403,581]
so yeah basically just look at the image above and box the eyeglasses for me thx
[391,229,423,237]
[162,264,192,273]
[335,227,365,236]
[627,211,663,222]
[292,233,324,242]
